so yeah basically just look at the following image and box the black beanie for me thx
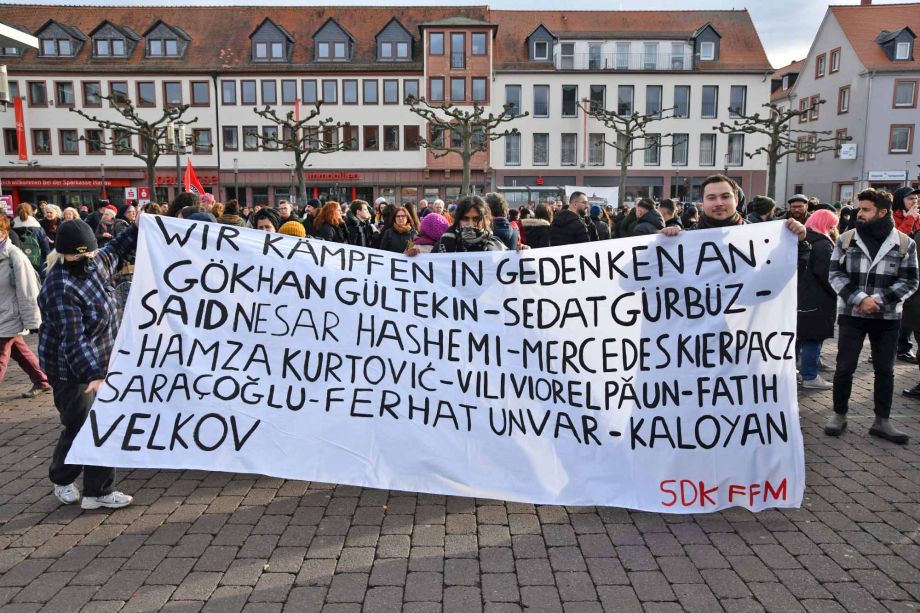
[750,196,776,216]
[252,207,282,230]
[55,219,98,254]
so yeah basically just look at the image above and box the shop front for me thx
[0,176,135,208]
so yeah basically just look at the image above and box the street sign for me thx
[839,144,857,160]
[868,170,907,181]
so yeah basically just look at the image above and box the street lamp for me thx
[723,153,729,176]
[284,163,295,204]
[233,158,239,202]
[100,163,107,201]
[164,122,189,194]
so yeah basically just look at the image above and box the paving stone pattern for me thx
[0,337,918,612]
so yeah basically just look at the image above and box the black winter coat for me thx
[379,227,416,253]
[520,219,552,249]
[797,229,836,341]
[345,214,375,248]
[631,209,665,236]
[315,223,348,243]
[549,209,591,246]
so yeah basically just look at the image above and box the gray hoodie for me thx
[0,240,41,337]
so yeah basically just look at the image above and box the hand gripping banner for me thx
[68,215,805,512]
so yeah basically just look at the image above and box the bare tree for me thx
[252,103,349,204]
[583,100,673,206]
[715,99,848,199]
[71,96,197,200]
[407,97,527,196]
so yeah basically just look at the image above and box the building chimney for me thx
[861,0,872,5]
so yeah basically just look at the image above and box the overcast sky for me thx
[7,0,912,68]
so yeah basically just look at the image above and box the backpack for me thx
[838,228,910,268]
[18,229,42,269]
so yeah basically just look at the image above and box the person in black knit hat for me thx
[38,218,138,509]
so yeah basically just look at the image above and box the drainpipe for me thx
[858,71,874,190]
[211,72,222,199]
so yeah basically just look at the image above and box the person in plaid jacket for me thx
[38,218,138,510]
[827,188,919,444]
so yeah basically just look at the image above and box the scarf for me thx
[856,213,894,259]
[393,222,413,234]
[696,211,744,229]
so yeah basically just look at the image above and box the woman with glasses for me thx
[378,205,417,254]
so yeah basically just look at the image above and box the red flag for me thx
[13,97,27,161]
[183,158,205,195]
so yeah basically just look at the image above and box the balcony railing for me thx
[451,52,466,69]
[554,51,692,71]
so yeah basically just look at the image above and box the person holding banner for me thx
[435,196,507,253]
[38,218,138,509]
[661,175,806,240]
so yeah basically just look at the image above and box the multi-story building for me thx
[779,1,919,204]
[0,5,772,208]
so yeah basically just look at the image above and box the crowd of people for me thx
[0,174,917,512]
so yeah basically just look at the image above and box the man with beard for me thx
[825,188,918,444]
[550,191,595,245]
[787,194,810,224]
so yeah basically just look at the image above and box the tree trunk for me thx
[462,136,472,196]
[618,156,629,207]
[146,156,158,205]
[767,152,778,200]
[296,156,307,207]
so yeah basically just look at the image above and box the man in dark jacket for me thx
[658,199,683,229]
[550,191,593,246]
[485,193,519,250]
[631,199,665,236]
[345,200,377,248]
[589,205,611,240]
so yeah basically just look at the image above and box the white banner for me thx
[68,216,805,512]
[565,185,619,207]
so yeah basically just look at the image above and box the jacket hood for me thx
[12,216,41,229]
[639,209,665,230]
[521,218,550,227]
[894,186,919,211]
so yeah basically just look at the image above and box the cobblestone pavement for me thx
[0,336,918,613]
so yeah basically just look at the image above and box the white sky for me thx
[2,0,913,68]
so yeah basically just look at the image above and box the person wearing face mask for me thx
[434,196,507,253]
[38,218,138,510]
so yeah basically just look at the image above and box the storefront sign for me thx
[1,178,132,188]
[838,144,857,160]
[1,195,13,216]
[868,171,907,181]
[306,172,360,181]
[156,175,218,186]
[125,187,152,205]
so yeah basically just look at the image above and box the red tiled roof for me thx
[490,9,772,72]
[1,5,772,74]
[830,3,920,72]
[772,59,805,78]
[0,5,489,72]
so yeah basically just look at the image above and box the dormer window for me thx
[700,41,715,60]
[40,38,73,57]
[254,41,284,60]
[95,38,126,57]
[782,75,789,90]
[380,41,409,60]
[0,47,19,57]
[314,17,353,63]
[318,41,348,60]
[896,41,911,60]
[148,39,179,57]
[533,41,548,60]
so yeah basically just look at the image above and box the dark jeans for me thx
[833,322,899,419]
[49,380,115,497]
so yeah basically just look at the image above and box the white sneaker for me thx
[81,491,133,510]
[53,483,81,505]
[802,374,833,390]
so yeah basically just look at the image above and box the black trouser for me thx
[49,380,114,497]
[832,322,898,419]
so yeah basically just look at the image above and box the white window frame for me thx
[533,41,548,60]
[700,41,715,61]
[533,133,549,166]
[505,133,521,166]
[895,42,910,60]
[561,133,577,166]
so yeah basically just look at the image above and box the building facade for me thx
[0,5,772,209]
[778,2,919,204]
